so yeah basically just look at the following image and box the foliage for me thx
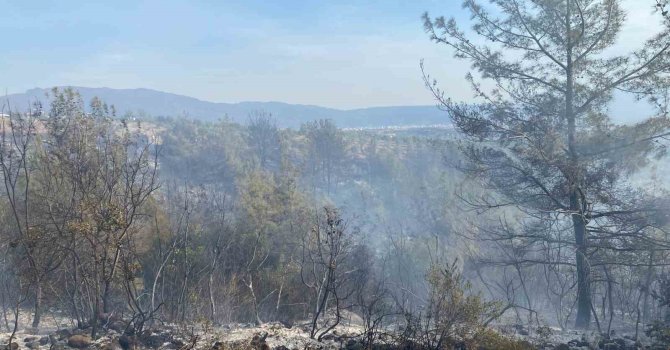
[400,260,503,350]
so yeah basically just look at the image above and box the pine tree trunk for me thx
[565,0,591,329]
[31,282,42,329]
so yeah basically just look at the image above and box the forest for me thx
[2,0,670,349]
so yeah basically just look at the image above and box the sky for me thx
[0,0,665,109]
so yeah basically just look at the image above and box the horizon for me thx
[12,86,439,110]
[5,85,657,125]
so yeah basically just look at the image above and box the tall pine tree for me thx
[424,0,670,328]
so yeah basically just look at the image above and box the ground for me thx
[0,311,668,350]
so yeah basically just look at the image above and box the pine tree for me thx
[424,0,670,328]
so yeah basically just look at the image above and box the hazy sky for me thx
[0,0,665,109]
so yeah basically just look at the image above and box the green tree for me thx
[247,111,281,171]
[301,119,347,194]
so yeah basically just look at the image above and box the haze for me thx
[1,1,670,350]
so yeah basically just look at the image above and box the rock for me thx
[3,342,19,350]
[320,333,336,342]
[100,340,123,350]
[211,341,224,350]
[602,342,622,350]
[39,337,49,346]
[119,335,139,350]
[72,328,89,336]
[25,342,40,350]
[567,339,589,347]
[108,321,126,333]
[250,332,269,350]
[344,340,363,350]
[67,335,92,349]
[513,324,530,336]
[23,337,38,343]
[272,346,290,350]
[56,329,72,341]
[553,344,570,350]
[613,338,627,347]
[171,338,185,348]
[162,343,178,350]
[622,337,636,348]
[141,333,167,349]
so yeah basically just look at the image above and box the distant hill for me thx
[0,87,449,129]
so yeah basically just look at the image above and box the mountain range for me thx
[0,87,449,129]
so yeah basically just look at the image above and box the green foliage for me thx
[301,119,347,192]
[239,170,282,234]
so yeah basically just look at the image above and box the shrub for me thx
[400,260,504,349]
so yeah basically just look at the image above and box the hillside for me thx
[1,87,449,128]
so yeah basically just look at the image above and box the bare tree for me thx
[0,99,69,331]
[300,207,359,341]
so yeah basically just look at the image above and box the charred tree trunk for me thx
[102,281,112,315]
[642,253,654,323]
[573,209,591,328]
